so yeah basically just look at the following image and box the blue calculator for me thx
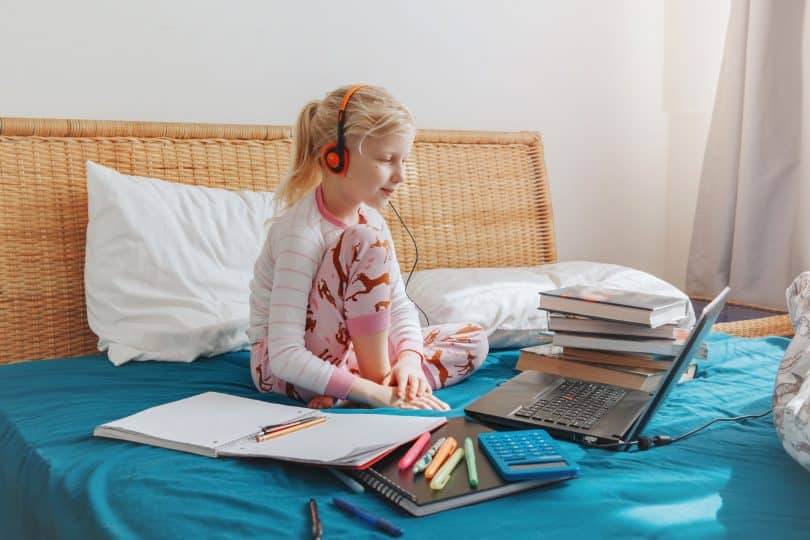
[478,429,580,482]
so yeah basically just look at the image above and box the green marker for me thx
[464,437,478,488]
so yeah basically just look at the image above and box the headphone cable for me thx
[388,201,431,326]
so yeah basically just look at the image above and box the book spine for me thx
[551,333,678,356]
[351,468,418,504]
[539,299,651,325]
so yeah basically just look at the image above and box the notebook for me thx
[348,416,576,516]
[94,392,446,469]
[466,288,729,448]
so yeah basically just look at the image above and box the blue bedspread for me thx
[1,334,808,539]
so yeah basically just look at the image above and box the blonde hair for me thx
[274,85,415,213]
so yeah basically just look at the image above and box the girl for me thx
[247,85,488,410]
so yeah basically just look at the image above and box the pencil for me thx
[256,417,313,440]
[255,416,326,442]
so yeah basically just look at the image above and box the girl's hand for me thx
[383,386,449,411]
[348,378,449,411]
[387,351,432,401]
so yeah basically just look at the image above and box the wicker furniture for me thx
[0,116,789,365]
[711,307,792,338]
[0,118,554,364]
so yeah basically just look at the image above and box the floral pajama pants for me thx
[250,223,488,403]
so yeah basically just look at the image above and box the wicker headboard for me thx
[0,117,556,364]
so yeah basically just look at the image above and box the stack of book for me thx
[517,286,695,392]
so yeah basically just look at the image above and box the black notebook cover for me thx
[349,416,575,516]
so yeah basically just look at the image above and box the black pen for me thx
[309,498,322,540]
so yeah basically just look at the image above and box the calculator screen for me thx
[510,461,567,470]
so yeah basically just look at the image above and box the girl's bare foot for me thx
[307,395,336,409]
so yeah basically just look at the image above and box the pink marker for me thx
[398,432,432,470]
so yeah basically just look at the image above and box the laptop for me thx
[465,287,730,448]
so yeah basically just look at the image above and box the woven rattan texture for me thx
[712,315,794,338]
[691,295,794,338]
[0,119,555,363]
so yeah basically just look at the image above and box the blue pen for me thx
[332,497,403,537]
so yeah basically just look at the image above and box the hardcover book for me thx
[560,346,674,370]
[515,345,697,391]
[538,286,689,327]
[548,313,687,340]
[349,416,575,516]
[521,344,674,371]
[550,331,684,356]
[515,349,664,392]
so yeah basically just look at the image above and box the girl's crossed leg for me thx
[250,223,488,406]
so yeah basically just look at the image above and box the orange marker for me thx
[424,436,457,480]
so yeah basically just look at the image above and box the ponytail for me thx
[274,100,322,213]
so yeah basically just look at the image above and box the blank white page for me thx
[95,392,314,451]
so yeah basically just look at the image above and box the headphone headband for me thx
[339,85,366,115]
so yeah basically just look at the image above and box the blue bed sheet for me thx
[1,334,808,539]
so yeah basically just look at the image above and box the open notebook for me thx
[94,392,446,469]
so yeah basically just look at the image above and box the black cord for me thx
[388,201,431,326]
[669,408,773,443]
[584,408,773,451]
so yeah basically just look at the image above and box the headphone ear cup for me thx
[322,144,349,175]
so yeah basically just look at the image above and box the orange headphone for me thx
[322,84,366,175]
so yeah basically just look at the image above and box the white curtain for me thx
[687,0,810,308]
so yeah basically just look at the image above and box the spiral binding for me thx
[353,469,417,504]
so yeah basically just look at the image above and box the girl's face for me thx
[343,130,414,210]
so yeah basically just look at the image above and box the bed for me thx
[1,117,807,539]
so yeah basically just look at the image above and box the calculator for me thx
[478,429,580,482]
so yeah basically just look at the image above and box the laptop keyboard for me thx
[513,379,626,431]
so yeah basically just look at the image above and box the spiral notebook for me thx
[348,416,576,516]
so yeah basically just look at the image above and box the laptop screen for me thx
[624,287,730,443]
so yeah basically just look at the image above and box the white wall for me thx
[1,0,728,288]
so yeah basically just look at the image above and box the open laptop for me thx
[465,287,730,448]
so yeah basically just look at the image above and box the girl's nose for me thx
[392,163,406,183]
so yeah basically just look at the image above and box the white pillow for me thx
[84,161,274,366]
[406,261,695,349]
